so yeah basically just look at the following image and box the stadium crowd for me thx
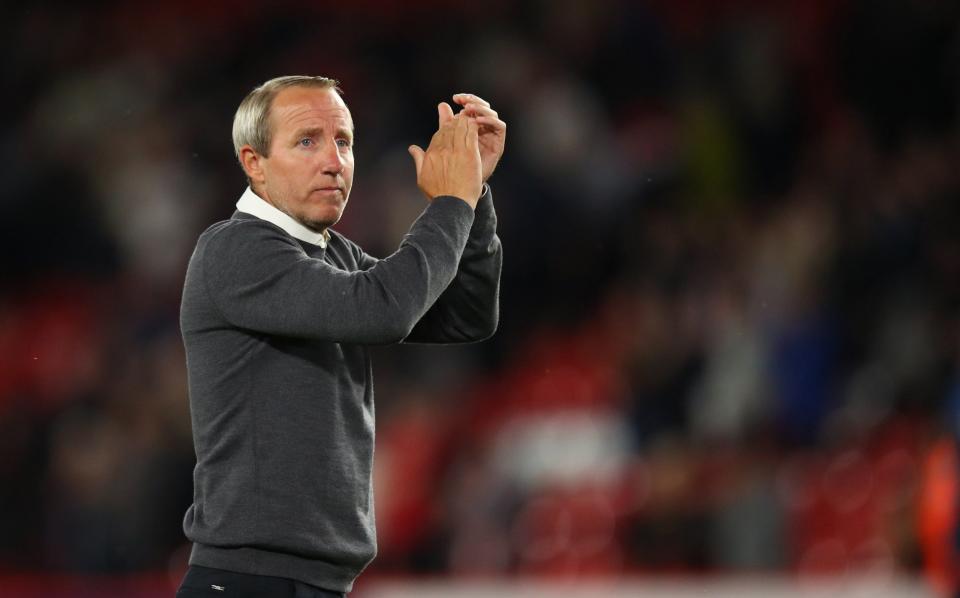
[1,0,958,593]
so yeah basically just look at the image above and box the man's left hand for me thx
[453,93,506,184]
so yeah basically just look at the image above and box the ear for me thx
[239,145,266,187]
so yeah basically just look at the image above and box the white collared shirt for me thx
[235,186,330,248]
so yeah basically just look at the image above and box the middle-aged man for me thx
[176,75,504,597]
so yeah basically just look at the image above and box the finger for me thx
[447,110,467,153]
[461,103,498,118]
[408,145,424,173]
[462,106,500,126]
[438,108,460,135]
[453,107,469,134]
[453,93,490,108]
[465,116,479,151]
[431,118,453,150]
[438,102,455,126]
[436,117,455,148]
[473,116,507,131]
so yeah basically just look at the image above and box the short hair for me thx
[232,75,341,163]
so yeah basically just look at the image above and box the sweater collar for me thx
[235,186,329,248]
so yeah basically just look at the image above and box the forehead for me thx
[269,86,353,134]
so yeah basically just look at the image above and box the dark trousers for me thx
[176,565,346,597]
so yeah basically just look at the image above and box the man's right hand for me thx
[408,103,483,209]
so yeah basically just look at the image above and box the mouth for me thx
[313,187,344,196]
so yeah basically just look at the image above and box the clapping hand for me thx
[452,93,506,183]
[407,103,483,207]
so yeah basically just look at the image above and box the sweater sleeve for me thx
[353,186,502,344]
[199,196,475,344]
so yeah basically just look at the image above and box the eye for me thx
[336,138,352,148]
[299,138,313,147]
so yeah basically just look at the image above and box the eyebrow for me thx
[292,126,354,141]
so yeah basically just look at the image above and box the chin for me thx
[304,210,343,232]
[309,219,339,232]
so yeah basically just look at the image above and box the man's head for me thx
[233,76,355,233]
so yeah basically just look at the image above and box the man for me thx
[177,75,504,597]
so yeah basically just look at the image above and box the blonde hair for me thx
[232,75,341,163]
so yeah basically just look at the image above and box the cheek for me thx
[281,161,312,193]
[344,158,356,184]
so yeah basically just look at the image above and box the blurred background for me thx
[2,0,959,596]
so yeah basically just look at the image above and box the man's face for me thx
[257,86,354,232]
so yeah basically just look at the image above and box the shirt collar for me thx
[235,186,329,248]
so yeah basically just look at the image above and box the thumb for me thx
[408,145,425,174]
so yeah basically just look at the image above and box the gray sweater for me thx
[180,189,501,592]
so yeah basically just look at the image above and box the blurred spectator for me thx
[1,1,959,594]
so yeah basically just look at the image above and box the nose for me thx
[319,138,344,176]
